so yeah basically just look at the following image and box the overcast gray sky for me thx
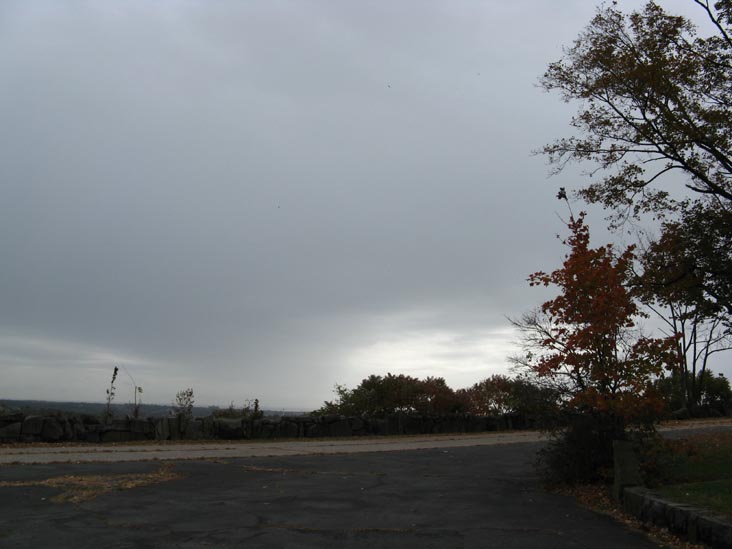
[1,0,724,410]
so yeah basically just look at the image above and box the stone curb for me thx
[622,486,732,548]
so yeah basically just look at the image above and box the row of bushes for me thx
[313,373,560,423]
[312,372,732,422]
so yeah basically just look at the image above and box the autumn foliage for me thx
[456,375,558,423]
[515,212,677,426]
[314,372,558,421]
[314,373,466,417]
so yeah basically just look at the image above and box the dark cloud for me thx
[4,1,716,409]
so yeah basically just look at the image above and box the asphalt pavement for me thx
[0,438,659,548]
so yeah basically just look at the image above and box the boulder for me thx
[81,414,102,426]
[672,407,691,420]
[168,417,181,440]
[349,417,366,435]
[0,413,24,427]
[130,419,153,437]
[387,415,402,435]
[40,418,64,441]
[305,423,326,438]
[250,419,263,438]
[61,418,73,441]
[214,418,243,439]
[72,420,87,440]
[200,416,214,438]
[155,418,170,441]
[328,419,352,437]
[258,420,277,439]
[0,422,21,440]
[241,419,253,439]
[21,416,45,436]
[101,430,134,443]
[109,418,130,431]
[401,416,422,435]
[371,419,389,436]
[84,426,101,443]
[184,420,203,440]
[275,420,300,439]
[473,416,491,432]
[419,418,434,435]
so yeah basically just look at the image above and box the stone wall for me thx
[0,411,534,444]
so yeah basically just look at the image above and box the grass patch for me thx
[0,463,181,503]
[646,431,732,519]
[662,432,732,483]
[658,479,732,519]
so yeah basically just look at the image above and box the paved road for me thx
[0,440,659,548]
[2,420,729,547]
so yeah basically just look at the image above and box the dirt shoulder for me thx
[0,430,550,464]
[1,417,729,465]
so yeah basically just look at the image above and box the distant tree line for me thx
[313,373,559,424]
[312,370,729,425]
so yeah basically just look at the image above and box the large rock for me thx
[71,419,87,440]
[40,418,64,442]
[61,418,73,440]
[0,422,21,440]
[214,418,243,439]
[257,420,277,439]
[387,415,402,435]
[130,419,153,437]
[184,420,203,440]
[419,417,434,435]
[371,419,389,436]
[84,425,101,443]
[200,416,214,438]
[81,414,102,426]
[305,423,326,438]
[328,419,352,437]
[101,430,134,443]
[21,416,45,436]
[109,418,130,431]
[672,407,691,420]
[275,420,300,439]
[349,417,367,435]
[0,413,24,427]
[155,418,170,441]
[168,417,181,440]
[401,416,422,435]
[471,416,491,432]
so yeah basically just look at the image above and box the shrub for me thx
[313,374,465,417]
[536,412,627,485]
[457,375,560,426]
[172,388,194,418]
[103,366,119,423]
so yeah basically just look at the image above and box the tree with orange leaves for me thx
[513,212,677,427]
[513,213,675,423]
[511,211,679,481]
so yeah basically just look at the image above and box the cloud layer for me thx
[3,0,721,409]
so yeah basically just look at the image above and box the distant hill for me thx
[0,399,304,418]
